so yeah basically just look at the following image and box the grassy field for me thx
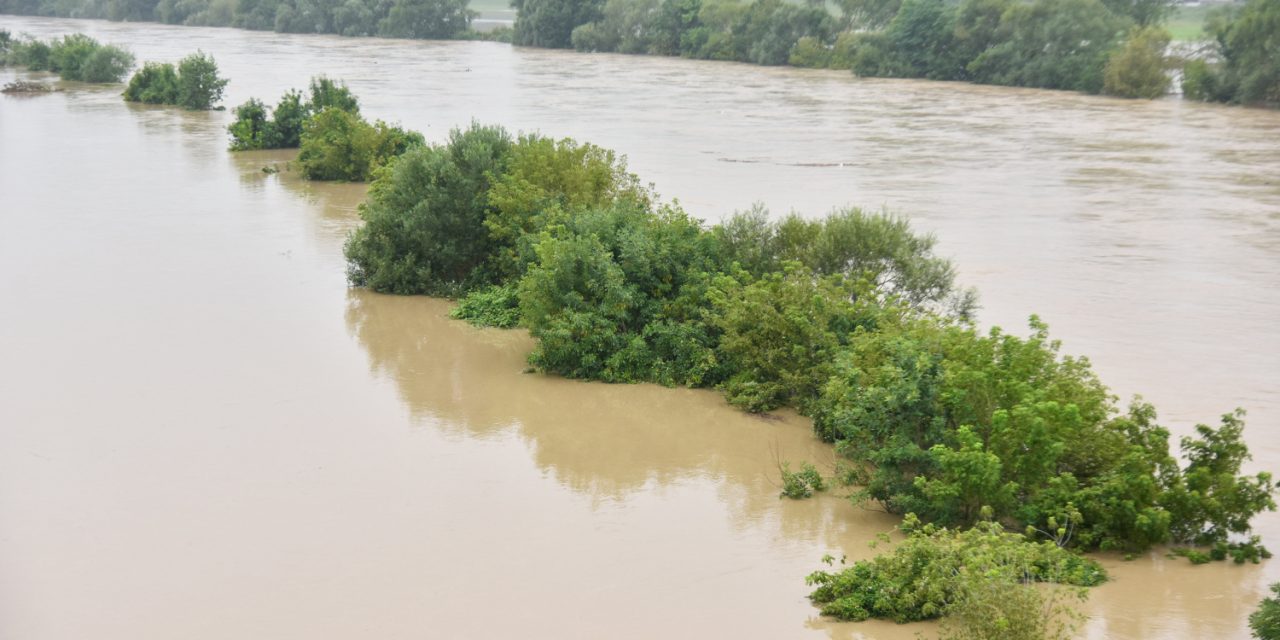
[470,0,512,12]
[1167,3,1230,41]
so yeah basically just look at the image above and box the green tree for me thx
[968,0,1128,94]
[123,61,180,103]
[512,0,605,48]
[344,123,514,294]
[1101,0,1176,26]
[175,51,228,109]
[1103,26,1172,99]
[1252,583,1280,640]
[297,107,423,181]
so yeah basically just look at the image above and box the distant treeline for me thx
[513,0,1277,105]
[0,0,488,40]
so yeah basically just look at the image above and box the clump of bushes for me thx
[229,76,418,182]
[227,76,360,150]
[450,284,522,328]
[297,107,423,181]
[122,51,228,109]
[4,33,134,82]
[806,515,1106,623]
[780,462,826,499]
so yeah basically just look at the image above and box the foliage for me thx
[450,283,522,328]
[484,134,649,282]
[344,123,514,295]
[1251,583,1280,640]
[806,517,1105,623]
[7,34,134,82]
[297,107,424,181]
[1161,410,1277,549]
[123,61,179,104]
[1181,0,1280,107]
[712,205,976,317]
[174,51,228,109]
[709,264,867,412]
[512,0,605,48]
[937,570,1087,640]
[0,0,475,40]
[519,202,723,385]
[781,461,827,499]
[228,78,358,150]
[1103,26,1172,99]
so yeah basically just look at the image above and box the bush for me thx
[175,51,228,109]
[1104,27,1172,99]
[297,108,424,181]
[228,79,358,151]
[344,123,514,295]
[780,462,827,498]
[78,43,135,82]
[1252,583,1280,640]
[806,517,1105,623]
[123,61,180,104]
[450,284,522,328]
[12,34,134,82]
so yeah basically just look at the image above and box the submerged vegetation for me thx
[123,51,227,109]
[228,78,422,182]
[341,119,1275,590]
[0,32,133,82]
[334,118,1275,629]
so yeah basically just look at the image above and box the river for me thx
[1,15,1277,640]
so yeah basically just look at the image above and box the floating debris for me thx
[2,80,57,94]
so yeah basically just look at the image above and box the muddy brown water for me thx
[1,15,1278,639]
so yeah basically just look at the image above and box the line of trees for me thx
[1182,0,1280,107]
[510,0,1277,105]
[228,78,423,181]
[340,120,1276,604]
[0,31,133,81]
[0,0,483,40]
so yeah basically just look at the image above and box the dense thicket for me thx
[124,51,227,109]
[513,0,1186,98]
[1254,583,1280,640]
[1,33,133,82]
[1182,0,1280,107]
[0,0,478,39]
[342,123,1276,592]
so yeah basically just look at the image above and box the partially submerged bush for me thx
[806,517,1105,623]
[781,462,827,499]
[1252,583,1280,640]
[450,284,522,328]
[228,77,359,150]
[297,107,423,181]
[7,33,134,82]
[123,61,179,104]
[175,51,228,109]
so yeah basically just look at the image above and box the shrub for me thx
[780,462,827,499]
[297,108,424,181]
[450,284,522,328]
[175,51,228,109]
[308,75,360,115]
[78,43,135,82]
[16,34,135,82]
[806,517,1106,623]
[123,62,180,104]
[1251,583,1280,640]
[344,123,514,294]
[1104,27,1172,99]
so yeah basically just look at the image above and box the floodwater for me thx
[1,15,1278,640]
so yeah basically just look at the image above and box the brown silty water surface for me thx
[1,15,1278,640]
